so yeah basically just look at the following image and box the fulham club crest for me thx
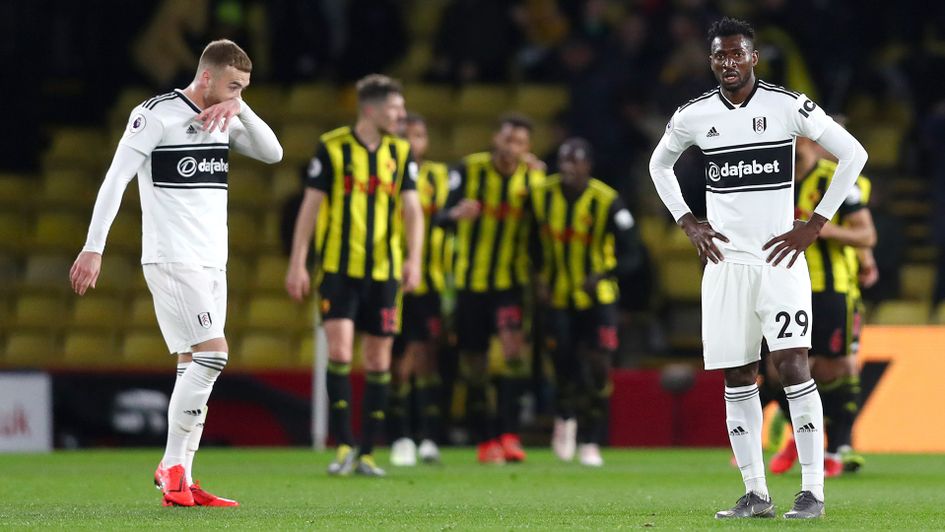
[752,116,767,135]
[197,312,212,329]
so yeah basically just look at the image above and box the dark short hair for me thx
[355,74,403,106]
[497,112,533,133]
[405,112,426,126]
[559,137,594,163]
[707,17,755,46]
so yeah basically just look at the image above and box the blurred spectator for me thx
[338,0,407,81]
[428,0,518,84]
[860,177,906,304]
[266,0,333,82]
[132,0,210,88]
[655,13,714,114]
[512,0,570,80]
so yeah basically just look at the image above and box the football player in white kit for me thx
[70,40,283,507]
[649,18,867,519]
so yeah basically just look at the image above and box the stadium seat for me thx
[899,263,935,301]
[0,255,18,287]
[456,85,513,119]
[228,167,271,208]
[661,258,703,302]
[284,84,340,122]
[225,255,254,294]
[129,294,158,329]
[279,124,322,166]
[39,169,97,207]
[243,296,310,330]
[512,85,568,119]
[271,167,304,204]
[0,213,29,255]
[297,335,315,366]
[403,85,455,121]
[42,128,107,171]
[450,123,495,159]
[20,254,72,292]
[932,302,945,325]
[108,87,153,127]
[0,174,32,208]
[870,300,930,325]
[14,294,67,328]
[32,212,88,252]
[228,211,261,254]
[237,333,293,367]
[70,294,125,329]
[3,333,59,366]
[254,254,288,292]
[121,332,169,366]
[92,255,138,294]
[106,210,143,254]
[637,216,669,257]
[63,332,116,366]
[243,85,285,127]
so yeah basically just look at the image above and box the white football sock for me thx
[725,384,768,499]
[162,352,227,468]
[184,406,207,485]
[785,379,825,502]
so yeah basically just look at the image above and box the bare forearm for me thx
[289,190,323,269]
[403,192,424,263]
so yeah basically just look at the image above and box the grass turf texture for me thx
[1,449,942,530]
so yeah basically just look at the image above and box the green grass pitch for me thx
[1,448,943,529]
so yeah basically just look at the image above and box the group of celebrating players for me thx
[70,15,874,520]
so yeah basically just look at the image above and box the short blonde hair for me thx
[198,39,252,73]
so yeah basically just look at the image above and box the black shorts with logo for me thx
[318,272,401,337]
[810,291,852,358]
[400,292,443,343]
[455,289,524,352]
[544,303,619,354]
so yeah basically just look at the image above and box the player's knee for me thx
[772,348,811,386]
[723,363,758,387]
[193,336,228,354]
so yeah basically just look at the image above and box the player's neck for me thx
[719,74,757,106]
[492,154,519,177]
[353,119,382,151]
[180,83,206,110]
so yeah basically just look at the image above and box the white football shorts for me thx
[142,263,227,354]
[701,258,812,370]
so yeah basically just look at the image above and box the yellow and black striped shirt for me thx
[306,126,416,281]
[795,159,869,293]
[412,160,451,295]
[532,176,639,309]
[441,152,544,292]
[844,174,872,300]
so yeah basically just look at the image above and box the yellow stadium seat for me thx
[297,335,316,366]
[39,169,97,207]
[661,258,703,302]
[900,263,935,301]
[14,294,66,328]
[121,332,169,365]
[228,211,261,254]
[0,213,29,254]
[108,87,152,127]
[932,302,945,325]
[63,333,116,366]
[450,123,495,159]
[284,84,340,122]
[228,167,271,208]
[870,300,930,325]
[404,85,455,120]
[32,212,87,251]
[512,85,568,119]
[638,216,669,256]
[129,295,158,328]
[3,333,59,366]
[272,167,304,204]
[42,128,107,171]
[237,333,293,367]
[225,255,253,293]
[71,295,125,328]
[456,85,512,118]
[106,210,143,254]
[279,124,323,166]
[0,255,17,289]
[93,255,138,293]
[528,124,555,157]
[21,254,72,292]
[857,125,903,169]
[243,85,285,126]
[254,255,288,292]
[243,296,310,330]
[0,174,32,207]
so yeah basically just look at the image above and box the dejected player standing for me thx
[70,40,283,507]
[648,18,867,519]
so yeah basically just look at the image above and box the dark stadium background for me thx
[1,0,943,452]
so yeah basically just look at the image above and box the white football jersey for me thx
[119,90,231,269]
[660,79,833,264]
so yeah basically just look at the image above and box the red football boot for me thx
[500,433,526,463]
[477,439,506,464]
[769,438,798,474]
[154,463,194,507]
[191,481,240,507]
[824,455,843,478]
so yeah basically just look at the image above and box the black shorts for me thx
[400,292,443,343]
[810,291,853,358]
[318,273,401,337]
[849,295,865,355]
[455,289,524,352]
[544,304,619,354]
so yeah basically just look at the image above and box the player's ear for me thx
[751,49,759,67]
